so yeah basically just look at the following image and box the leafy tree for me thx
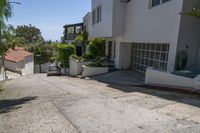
[0,0,12,32]
[2,25,25,49]
[74,31,89,55]
[34,48,48,73]
[27,43,53,73]
[15,24,44,44]
[0,0,12,73]
[50,43,59,64]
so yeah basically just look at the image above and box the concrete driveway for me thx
[91,70,145,85]
[0,74,200,133]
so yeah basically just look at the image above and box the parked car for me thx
[47,65,61,76]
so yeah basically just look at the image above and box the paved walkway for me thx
[91,70,145,85]
[0,74,200,133]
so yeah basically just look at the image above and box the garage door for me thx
[130,43,169,73]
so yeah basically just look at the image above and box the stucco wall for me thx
[177,0,200,69]
[83,12,92,39]
[21,55,34,76]
[2,55,34,76]
[112,0,126,37]
[121,0,184,72]
[92,0,195,72]
[4,60,24,72]
[115,41,131,69]
[82,66,109,77]
[92,0,126,38]
[92,0,113,38]
[34,62,52,73]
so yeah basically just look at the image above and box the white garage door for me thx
[130,43,169,73]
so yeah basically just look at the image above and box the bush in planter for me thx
[71,54,85,62]
[88,38,106,58]
[86,62,102,67]
[57,44,75,68]
[83,51,93,60]
[86,57,107,67]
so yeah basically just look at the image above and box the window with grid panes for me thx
[130,43,169,72]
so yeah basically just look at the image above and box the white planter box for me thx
[145,68,200,89]
[82,65,109,77]
[69,57,90,76]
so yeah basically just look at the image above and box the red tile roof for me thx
[4,47,33,63]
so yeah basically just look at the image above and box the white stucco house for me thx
[1,47,34,76]
[91,0,200,74]
[83,12,93,39]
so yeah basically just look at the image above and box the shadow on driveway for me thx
[108,84,200,108]
[90,70,145,85]
[0,96,37,114]
[89,71,200,108]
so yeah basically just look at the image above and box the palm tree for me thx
[0,0,12,78]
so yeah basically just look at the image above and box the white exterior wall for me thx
[2,55,34,76]
[92,0,113,38]
[115,41,131,69]
[4,60,23,72]
[34,62,52,73]
[83,12,92,39]
[92,0,125,38]
[112,0,126,37]
[82,66,109,77]
[92,0,187,72]
[21,55,34,76]
[121,0,184,72]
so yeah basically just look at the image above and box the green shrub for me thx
[58,44,75,68]
[86,57,108,67]
[86,62,102,67]
[71,54,78,60]
[83,51,93,60]
[88,38,106,58]
[71,54,85,62]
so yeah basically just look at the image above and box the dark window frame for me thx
[149,0,171,8]
[92,5,102,25]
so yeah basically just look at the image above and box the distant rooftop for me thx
[63,22,83,28]
[4,47,33,63]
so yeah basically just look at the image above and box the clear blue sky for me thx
[8,0,91,41]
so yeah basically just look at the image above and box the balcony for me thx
[63,23,83,41]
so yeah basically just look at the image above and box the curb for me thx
[135,84,200,96]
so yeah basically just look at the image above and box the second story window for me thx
[150,0,170,8]
[92,5,102,25]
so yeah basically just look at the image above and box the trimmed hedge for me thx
[58,44,75,68]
